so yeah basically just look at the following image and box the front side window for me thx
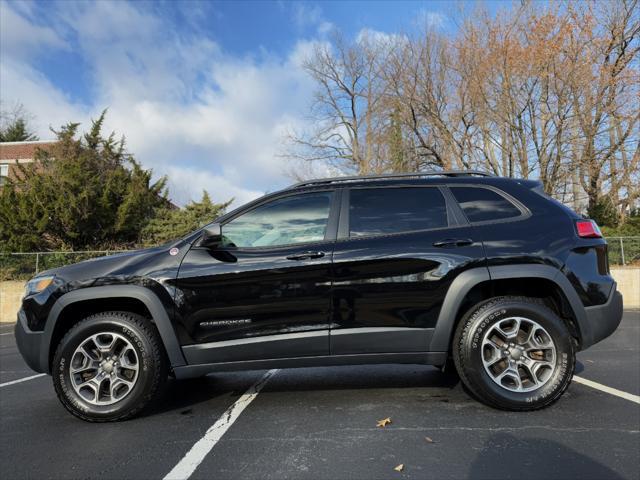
[450,186,522,223]
[222,192,332,248]
[349,187,448,237]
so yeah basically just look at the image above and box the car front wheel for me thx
[52,311,168,422]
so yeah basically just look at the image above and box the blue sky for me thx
[0,0,507,206]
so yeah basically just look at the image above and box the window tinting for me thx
[450,187,521,222]
[222,192,332,248]
[349,187,448,237]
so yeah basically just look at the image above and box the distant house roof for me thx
[0,140,57,161]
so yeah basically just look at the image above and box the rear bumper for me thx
[14,310,48,373]
[580,286,623,349]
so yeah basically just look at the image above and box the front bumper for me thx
[580,286,623,349]
[15,310,48,373]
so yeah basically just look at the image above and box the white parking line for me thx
[0,373,46,387]
[0,332,14,336]
[163,369,278,480]
[573,376,640,405]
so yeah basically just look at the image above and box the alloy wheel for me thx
[481,317,557,393]
[69,332,140,405]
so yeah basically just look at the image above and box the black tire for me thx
[452,296,575,411]
[52,311,168,422]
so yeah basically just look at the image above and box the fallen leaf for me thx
[425,436,434,443]
[376,417,392,427]
[394,464,404,472]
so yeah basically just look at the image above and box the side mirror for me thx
[199,223,223,249]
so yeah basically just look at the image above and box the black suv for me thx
[15,171,623,421]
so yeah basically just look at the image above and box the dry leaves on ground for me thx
[376,417,392,427]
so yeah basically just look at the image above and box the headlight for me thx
[25,275,55,297]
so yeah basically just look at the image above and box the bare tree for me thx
[563,0,640,217]
[286,32,394,175]
[285,1,640,222]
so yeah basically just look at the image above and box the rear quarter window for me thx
[450,186,522,223]
[532,186,582,219]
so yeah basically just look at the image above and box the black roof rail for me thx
[289,170,495,189]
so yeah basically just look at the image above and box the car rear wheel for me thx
[453,296,575,411]
[52,311,168,422]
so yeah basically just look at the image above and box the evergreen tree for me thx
[141,192,231,246]
[588,198,620,229]
[0,112,168,251]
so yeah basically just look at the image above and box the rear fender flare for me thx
[429,265,587,352]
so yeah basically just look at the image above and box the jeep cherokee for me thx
[14,171,624,421]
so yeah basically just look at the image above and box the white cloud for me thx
[0,58,89,135]
[291,2,333,37]
[292,3,322,29]
[0,2,68,58]
[415,10,447,29]
[164,166,264,207]
[356,28,408,47]
[317,21,334,35]
[0,1,320,207]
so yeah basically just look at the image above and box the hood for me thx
[36,242,190,288]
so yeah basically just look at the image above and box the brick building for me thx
[0,140,57,186]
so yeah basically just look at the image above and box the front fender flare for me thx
[41,285,186,372]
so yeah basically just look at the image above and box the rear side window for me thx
[349,187,448,237]
[450,186,522,223]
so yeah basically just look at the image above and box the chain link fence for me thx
[1,237,639,281]
[606,237,640,267]
[0,251,129,281]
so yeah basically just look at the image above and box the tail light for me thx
[576,220,602,238]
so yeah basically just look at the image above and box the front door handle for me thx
[433,238,474,248]
[286,251,326,261]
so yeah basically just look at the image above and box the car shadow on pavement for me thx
[140,366,464,418]
[142,375,245,417]
[145,365,462,416]
[469,432,623,480]
[251,364,461,393]
[143,378,216,417]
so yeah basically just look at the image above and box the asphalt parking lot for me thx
[1,311,639,480]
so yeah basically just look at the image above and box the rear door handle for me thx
[433,238,474,248]
[286,251,326,261]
